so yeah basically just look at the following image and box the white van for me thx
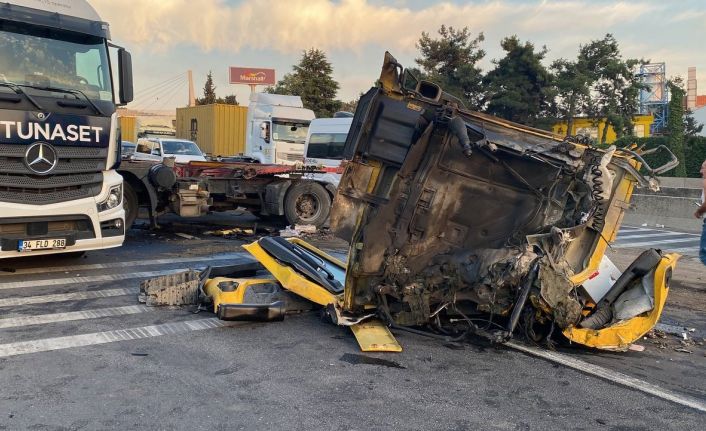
[302,117,352,187]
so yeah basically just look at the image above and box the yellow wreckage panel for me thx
[242,239,341,307]
[351,319,402,353]
[203,277,277,313]
[563,253,679,351]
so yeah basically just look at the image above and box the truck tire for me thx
[123,182,139,229]
[284,182,331,228]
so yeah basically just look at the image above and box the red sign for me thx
[229,67,276,85]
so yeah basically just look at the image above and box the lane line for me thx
[0,318,230,358]
[616,232,686,240]
[0,256,253,291]
[0,288,137,308]
[0,305,152,329]
[669,246,701,254]
[0,269,188,291]
[615,233,698,242]
[613,238,701,248]
[0,253,247,277]
[506,341,706,414]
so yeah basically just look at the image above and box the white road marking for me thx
[669,246,701,254]
[616,232,693,240]
[0,253,247,277]
[0,318,230,358]
[0,288,137,308]
[0,268,188,291]
[506,341,706,414]
[613,237,700,248]
[0,305,152,329]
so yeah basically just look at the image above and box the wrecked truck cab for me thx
[324,52,680,351]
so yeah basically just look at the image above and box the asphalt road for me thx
[0,216,705,430]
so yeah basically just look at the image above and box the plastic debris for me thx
[175,233,198,240]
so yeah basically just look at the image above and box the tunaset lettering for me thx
[0,121,103,143]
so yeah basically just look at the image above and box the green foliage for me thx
[614,135,706,178]
[579,35,646,144]
[667,81,687,177]
[415,25,486,109]
[483,36,555,128]
[196,71,217,105]
[685,109,704,137]
[551,58,592,136]
[218,94,238,105]
[267,48,341,117]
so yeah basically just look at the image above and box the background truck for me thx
[244,93,315,165]
[301,115,353,188]
[118,158,338,230]
[0,0,133,259]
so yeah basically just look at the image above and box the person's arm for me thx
[696,177,706,219]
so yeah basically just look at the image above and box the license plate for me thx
[18,238,67,252]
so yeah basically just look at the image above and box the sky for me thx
[90,0,706,112]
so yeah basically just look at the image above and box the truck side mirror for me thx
[118,48,134,105]
[260,122,270,143]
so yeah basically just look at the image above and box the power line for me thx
[133,72,185,97]
[155,80,188,112]
[135,78,186,111]
[130,76,186,107]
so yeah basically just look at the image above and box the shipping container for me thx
[118,115,138,143]
[176,104,248,157]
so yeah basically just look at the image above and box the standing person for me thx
[695,160,706,265]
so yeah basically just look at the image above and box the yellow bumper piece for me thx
[562,253,680,351]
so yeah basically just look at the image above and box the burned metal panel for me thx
[328,53,679,350]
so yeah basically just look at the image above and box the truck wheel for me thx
[123,182,139,229]
[284,182,331,228]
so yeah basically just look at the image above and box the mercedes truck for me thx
[0,0,133,258]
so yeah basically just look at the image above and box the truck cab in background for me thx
[302,116,352,188]
[245,93,315,165]
[0,0,133,259]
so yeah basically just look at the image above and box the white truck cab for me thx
[245,93,315,165]
[0,0,133,259]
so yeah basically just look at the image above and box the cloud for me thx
[93,0,653,54]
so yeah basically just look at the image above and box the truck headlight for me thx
[97,184,123,212]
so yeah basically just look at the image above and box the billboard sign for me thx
[229,67,276,86]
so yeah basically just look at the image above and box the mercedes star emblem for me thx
[24,142,58,175]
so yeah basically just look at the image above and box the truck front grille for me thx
[0,145,107,205]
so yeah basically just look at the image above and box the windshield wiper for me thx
[0,82,44,110]
[17,84,106,116]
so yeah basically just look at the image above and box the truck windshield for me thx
[0,23,113,102]
[162,140,203,156]
[272,121,309,144]
[306,133,347,160]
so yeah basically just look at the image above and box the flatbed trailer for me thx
[117,159,339,229]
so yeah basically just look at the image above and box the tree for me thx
[415,25,485,109]
[267,48,341,117]
[667,80,687,177]
[685,109,704,137]
[218,94,238,105]
[196,71,217,105]
[551,55,593,137]
[482,36,554,127]
[580,35,645,144]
